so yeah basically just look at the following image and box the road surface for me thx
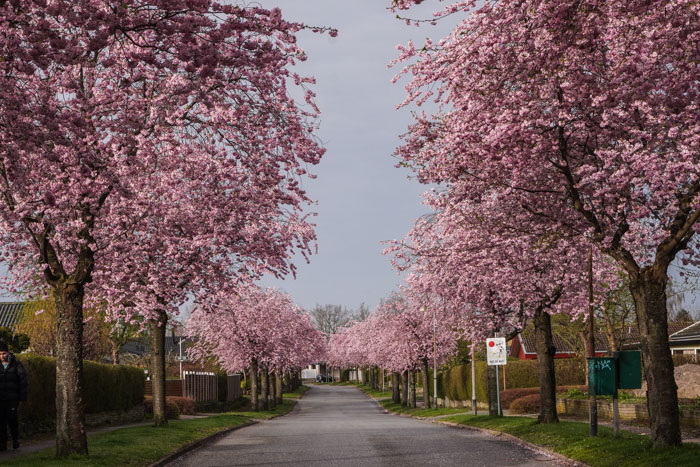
[169,385,561,466]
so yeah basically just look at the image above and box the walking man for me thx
[0,341,27,451]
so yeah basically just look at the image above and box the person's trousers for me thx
[0,401,19,449]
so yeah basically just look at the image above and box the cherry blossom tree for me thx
[0,0,329,455]
[389,190,620,421]
[187,286,325,411]
[390,0,698,446]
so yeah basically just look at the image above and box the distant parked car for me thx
[315,374,333,383]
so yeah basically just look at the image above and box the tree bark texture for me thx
[275,372,283,404]
[111,341,120,365]
[261,367,269,411]
[421,358,431,409]
[269,371,277,409]
[629,266,681,447]
[402,370,409,407]
[409,370,417,408]
[54,283,88,457]
[149,310,168,427]
[487,364,499,416]
[392,372,400,404]
[250,360,259,411]
[534,307,559,423]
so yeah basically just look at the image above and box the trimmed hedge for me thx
[143,396,180,419]
[509,394,541,414]
[17,354,145,436]
[501,385,588,409]
[421,358,586,404]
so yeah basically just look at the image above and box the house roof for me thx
[669,321,700,342]
[0,302,24,329]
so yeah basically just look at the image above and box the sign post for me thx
[486,337,507,416]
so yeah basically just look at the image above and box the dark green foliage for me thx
[194,399,246,413]
[430,358,585,403]
[500,385,587,409]
[166,397,195,415]
[0,326,30,353]
[16,354,145,436]
[509,394,541,414]
[143,397,180,419]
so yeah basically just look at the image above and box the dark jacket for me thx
[0,354,27,402]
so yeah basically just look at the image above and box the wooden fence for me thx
[145,373,242,402]
[226,374,241,402]
[145,379,183,397]
[183,371,217,401]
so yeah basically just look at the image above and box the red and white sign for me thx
[486,337,507,366]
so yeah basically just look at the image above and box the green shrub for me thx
[194,399,245,413]
[564,387,587,399]
[143,396,180,419]
[167,397,196,415]
[501,388,540,409]
[509,394,541,414]
[16,353,145,437]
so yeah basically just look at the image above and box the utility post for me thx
[433,306,438,409]
[588,246,598,437]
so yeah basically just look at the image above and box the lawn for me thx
[379,400,470,418]
[5,400,296,466]
[442,415,700,467]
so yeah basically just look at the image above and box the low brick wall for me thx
[557,398,700,427]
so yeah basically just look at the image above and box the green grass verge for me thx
[379,400,469,417]
[442,415,700,467]
[343,382,392,399]
[283,384,309,399]
[5,400,296,466]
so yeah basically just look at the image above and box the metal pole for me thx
[471,344,477,415]
[588,246,598,436]
[496,364,501,416]
[433,307,438,409]
[179,338,183,381]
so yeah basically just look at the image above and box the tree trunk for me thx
[261,367,269,411]
[392,372,400,404]
[149,310,168,427]
[269,371,277,409]
[421,358,431,409]
[54,283,88,457]
[402,370,409,407]
[111,341,120,365]
[276,372,283,404]
[487,364,499,416]
[250,359,259,411]
[409,370,417,408]
[534,307,559,423]
[629,265,681,447]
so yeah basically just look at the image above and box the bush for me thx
[194,399,245,413]
[167,396,196,415]
[143,397,180,419]
[17,354,145,437]
[673,354,699,367]
[500,388,540,409]
[509,394,541,414]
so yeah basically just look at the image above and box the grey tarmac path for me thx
[167,385,563,467]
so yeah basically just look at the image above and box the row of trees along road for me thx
[187,286,326,411]
[389,0,699,448]
[0,1,332,457]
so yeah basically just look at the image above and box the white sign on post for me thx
[486,337,507,365]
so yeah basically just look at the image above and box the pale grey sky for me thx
[257,0,459,312]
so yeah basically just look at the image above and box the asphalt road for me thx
[168,385,561,467]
